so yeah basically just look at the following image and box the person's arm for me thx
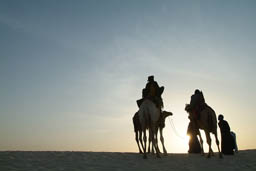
[218,122,224,133]
[190,95,196,107]
[154,81,160,89]
[200,91,205,103]
[222,120,230,133]
[145,82,150,90]
[226,121,231,132]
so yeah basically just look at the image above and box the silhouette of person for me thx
[144,75,164,108]
[218,114,235,155]
[189,89,205,120]
[144,76,161,97]
[187,116,201,153]
[137,75,164,109]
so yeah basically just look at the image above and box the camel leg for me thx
[151,123,161,158]
[135,131,143,153]
[142,129,147,159]
[151,139,155,154]
[148,129,155,154]
[152,128,159,154]
[151,141,155,154]
[159,128,168,156]
[197,131,204,156]
[209,148,214,156]
[147,134,151,153]
[139,131,144,153]
[214,133,223,158]
[204,131,212,158]
[149,128,155,154]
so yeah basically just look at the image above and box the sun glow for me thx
[186,135,190,144]
[162,118,190,153]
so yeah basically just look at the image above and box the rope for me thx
[168,117,187,140]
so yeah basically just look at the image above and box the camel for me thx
[133,110,172,155]
[137,99,161,158]
[185,104,222,158]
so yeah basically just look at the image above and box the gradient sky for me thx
[1,0,256,153]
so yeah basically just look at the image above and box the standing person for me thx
[218,114,235,155]
[187,116,201,153]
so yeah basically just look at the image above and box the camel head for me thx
[162,110,173,119]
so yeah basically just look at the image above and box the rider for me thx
[143,75,164,109]
[189,89,205,120]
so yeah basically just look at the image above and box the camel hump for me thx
[205,103,215,113]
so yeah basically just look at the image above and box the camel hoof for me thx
[207,154,211,158]
[219,153,223,158]
[156,154,161,158]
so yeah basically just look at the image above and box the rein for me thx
[168,117,187,140]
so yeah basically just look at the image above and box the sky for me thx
[0,0,256,153]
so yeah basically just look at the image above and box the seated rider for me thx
[142,75,164,109]
[189,89,205,120]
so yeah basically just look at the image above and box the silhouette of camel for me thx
[185,104,222,158]
[137,99,161,159]
[133,104,172,157]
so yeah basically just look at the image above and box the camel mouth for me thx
[163,111,173,117]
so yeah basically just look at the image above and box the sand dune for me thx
[1,150,256,171]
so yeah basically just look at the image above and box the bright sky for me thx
[1,0,256,153]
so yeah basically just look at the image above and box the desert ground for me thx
[1,150,256,171]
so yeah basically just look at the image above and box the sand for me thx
[1,150,256,171]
